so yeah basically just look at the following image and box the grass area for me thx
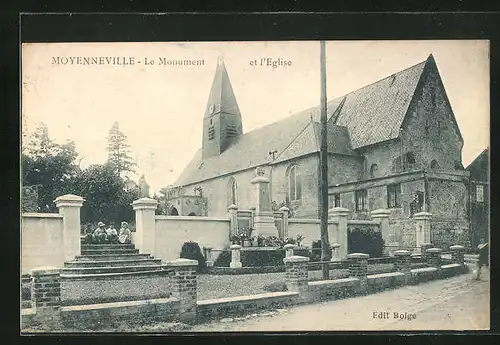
[197,263,398,300]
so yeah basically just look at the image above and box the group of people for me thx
[83,221,132,244]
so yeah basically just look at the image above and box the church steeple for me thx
[202,57,243,159]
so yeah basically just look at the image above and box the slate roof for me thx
[174,56,433,186]
[334,59,426,148]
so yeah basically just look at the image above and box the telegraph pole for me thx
[320,41,330,279]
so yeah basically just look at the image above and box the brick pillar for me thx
[450,245,465,266]
[393,250,411,284]
[230,244,242,268]
[54,194,84,262]
[284,244,295,257]
[347,253,369,293]
[132,198,158,257]
[414,212,432,248]
[328,207,349,260]
[30,266,61,327]
[228,204,238,237]
[204,246,214,267]
[426,248,442,269]
[283,255,310,304]
[279,206,290,239]
[166,258,198,324]
[330,242,341,262]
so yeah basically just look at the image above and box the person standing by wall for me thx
[475,239,489,280]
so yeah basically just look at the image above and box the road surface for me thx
[189,268,489,332]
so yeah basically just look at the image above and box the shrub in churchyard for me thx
[180,241,207,273]
[310,240,333,262]
[348,227,385,258]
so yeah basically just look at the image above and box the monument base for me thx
[253,212,278,237]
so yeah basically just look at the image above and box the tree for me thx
[72,162,140,224]
[106,122,135,177]
[22,123,80,212]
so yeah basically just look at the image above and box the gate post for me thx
[328,207,349,260]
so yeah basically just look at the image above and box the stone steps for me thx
[64,258,162,268]
[74,253,153,261]
[61,242,167,278]
[81,248,140,255]
[81,243,135,250]
[60,264,169,275]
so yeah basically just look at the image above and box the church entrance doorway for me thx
[170,207,179,216]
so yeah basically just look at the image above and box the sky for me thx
[22,40,489,193]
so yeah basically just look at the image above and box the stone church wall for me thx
[402,62,464,171]
[427,179,469,249]
[184,154,325,219]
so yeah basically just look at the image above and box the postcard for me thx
[21,40,490,333]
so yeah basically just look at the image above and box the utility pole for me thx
[320,41,330,279]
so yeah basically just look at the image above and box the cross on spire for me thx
[217,54,224,66]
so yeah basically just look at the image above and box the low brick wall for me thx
[367,272,406,291]
[409,267,439,284]
[59,297,179,330]
[60,270,173,306]
[438,263,470,278]
[308,277,359,302]
[197,291,299,321]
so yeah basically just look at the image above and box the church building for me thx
[165,54,472,249]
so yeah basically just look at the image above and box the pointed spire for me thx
[204,57,241,119]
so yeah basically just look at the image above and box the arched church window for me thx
[287,164,302,202]
[404,152,416,170]
[370,164,379,178]
[227,177,237,206]
[430,160,439,169]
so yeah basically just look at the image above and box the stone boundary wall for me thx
[22,214,64,274]
[154,216,231,263]
[21,195,85,274]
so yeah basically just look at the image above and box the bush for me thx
[348,227,385,258]
[179,241,207,273]
[213,248,286,268]
[310,240,332,262]
[293,247,312,259]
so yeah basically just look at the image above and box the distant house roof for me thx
[175,55,436,186]
[466,148,489,170]
[465,148,489,182]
